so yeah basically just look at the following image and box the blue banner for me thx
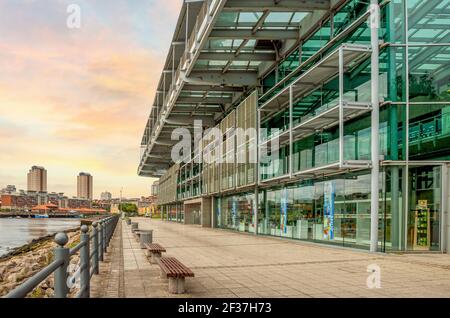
[323,181,335,240]
[232,197,237,227]
[280,188,288,234]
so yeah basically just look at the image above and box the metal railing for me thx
[4,215,119,298]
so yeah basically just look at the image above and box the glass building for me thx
[138,0,450,253]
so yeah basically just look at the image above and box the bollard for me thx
[92,222,99,275]
[98,221,104,262]
[131,222,138,233]
[139,230,153,249]
[54,232,70,298]
[79,225,90,298]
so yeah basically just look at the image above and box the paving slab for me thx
[90,217,450,298]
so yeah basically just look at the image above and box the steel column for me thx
[370,0,380,253]
[289,85,293,177]
[338,47,344,167]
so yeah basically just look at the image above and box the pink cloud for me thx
[0,1,181,197]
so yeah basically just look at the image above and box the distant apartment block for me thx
[0,191,91,211]
[27,166,47,192]
[77,172,93,200]
[151,181,159,197]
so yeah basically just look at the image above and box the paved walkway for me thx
[91,218,450,298]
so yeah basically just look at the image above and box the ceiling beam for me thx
[182,84,244,92]
[165,114,216,126]
[177,96,232,104]
[187,70,258,86]
[209,29,299,40]
[223,0,330,11]
[198,52,276,61]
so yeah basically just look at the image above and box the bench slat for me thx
[158,257,194,278]
[144,243,166,253]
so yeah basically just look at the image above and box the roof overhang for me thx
[138,0,331,177]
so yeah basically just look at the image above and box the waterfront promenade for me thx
[91,218,450,298]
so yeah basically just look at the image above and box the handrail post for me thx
[108,218,113,244]
[98,221,104,262]
[80,225,90,298]
[92,222,99,275]
[54,233,70,298]
[103,219,107,253]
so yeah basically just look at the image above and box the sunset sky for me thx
[0,0,182,198]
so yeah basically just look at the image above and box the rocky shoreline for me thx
[0,228,81,298]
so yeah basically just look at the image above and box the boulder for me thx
[7,273,20,283]
[45,288,54,297]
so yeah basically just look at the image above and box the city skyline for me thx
[2,164,156,199]
[0,0,181,198]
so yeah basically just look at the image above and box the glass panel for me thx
[382,46,406,102]
[259,188,282,236]
[260,144,289,180]
[380,104,407,161]
[290,184,315,240]
[408,46,450,102]
[408,0,450,44]
[216,194,256,233]
[383,0,406,43]
[333,0,370,37]
[407,165,441,251]
[381,165,406,251]
[409,104,450,160]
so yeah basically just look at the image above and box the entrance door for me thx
[193,209,201,225]
[407,165,442,251]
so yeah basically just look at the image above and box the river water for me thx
[0,218,81,257]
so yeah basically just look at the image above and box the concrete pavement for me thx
[91,218,450,298]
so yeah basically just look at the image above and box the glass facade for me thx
[158,0,450,253]
[216,193,257,233]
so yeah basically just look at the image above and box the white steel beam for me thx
[370,0,380,253]
[198,52,276,61]
[223,0,330,11]
[210,29,299,40]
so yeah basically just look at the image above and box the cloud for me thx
[0,0,180,198]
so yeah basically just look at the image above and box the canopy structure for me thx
[138,0,332,177]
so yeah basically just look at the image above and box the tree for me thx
[119,203,138,216]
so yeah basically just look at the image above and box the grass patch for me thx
[29,288,44,298]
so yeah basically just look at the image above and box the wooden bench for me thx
[157,257,194,294]
[144,243,166,264]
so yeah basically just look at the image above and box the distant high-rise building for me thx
[27,166,47,192]
[151,181,159,196]
[100,191,112,200]
[77,172,93,200]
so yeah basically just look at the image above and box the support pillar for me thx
[370,0,380,253]
[254,187,259,235]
